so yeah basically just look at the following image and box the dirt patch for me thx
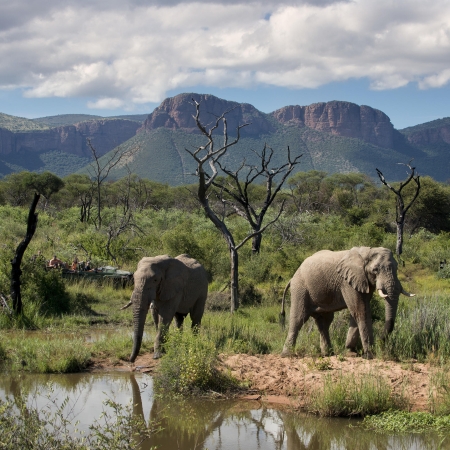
[90,352,435,412]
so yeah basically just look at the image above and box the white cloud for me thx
[87,97,125,109]
[1,0,450,110]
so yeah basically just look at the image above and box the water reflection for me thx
[0,372,447,450]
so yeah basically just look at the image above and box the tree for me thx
[403,176,450,234]
[287,170,328,213]
[212,143,302,254]
[376,162,420,263]
[186,98,301,311]
[10,172,64,314]
[86,139,139,229]
[58,174,94,222]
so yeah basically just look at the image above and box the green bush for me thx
[154,329,237,396]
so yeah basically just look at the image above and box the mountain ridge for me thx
[1,93,449,183]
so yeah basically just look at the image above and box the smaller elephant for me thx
[280,246,414,358]
[126,254,208,361]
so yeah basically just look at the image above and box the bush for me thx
[153,329,236,396]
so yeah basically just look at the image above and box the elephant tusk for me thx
[378,289,389,298]
[401,289,416,297]
[120,301,132,310]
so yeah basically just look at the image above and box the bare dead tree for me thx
[213,143,302,254]
[376,161,421,264]
[86,139,139,229]
[10,172,64,314]
[186,99,301,311]
[104,168,144,264]
[185,99,251,312]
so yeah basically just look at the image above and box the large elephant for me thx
[280,246,414,358]
[128,254,208,362]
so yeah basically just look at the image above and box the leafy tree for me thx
[404,176,450,234]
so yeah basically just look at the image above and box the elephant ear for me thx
[158,258,188,303]
[336,247,370,294]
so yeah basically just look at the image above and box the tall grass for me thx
[429,367,450,415]
[380,296,450,362]
[306,371,409,417]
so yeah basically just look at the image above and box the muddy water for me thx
[0,372,446,450]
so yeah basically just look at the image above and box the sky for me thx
[1,0,450,129]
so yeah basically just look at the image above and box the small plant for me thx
[309,357,333,371]
[306,372,408,417]
[154,329,238,396]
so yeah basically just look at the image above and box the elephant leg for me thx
[153,303,178,359]
[314,312,334,356]
[189,299,206,333]
[153,316,169,359]
[345,314,360,352]
[174,312,186,329]
[281,296,310,357]
[347,296,374,359]
[151,303,159,330]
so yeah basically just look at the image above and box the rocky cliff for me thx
[0,119,140,157]
[401,118,450,146]
[140,94,396,148]
[139,93,276,137]
[271,101,395,149]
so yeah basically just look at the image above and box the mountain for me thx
[0,116,144,177]
[1,94,449,183]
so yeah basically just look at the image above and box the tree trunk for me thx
[10,193,40,314]
[251,231,262,255]
[230,247,239,312]
[395,222,404,265]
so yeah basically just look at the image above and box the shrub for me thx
[153,329,237,396]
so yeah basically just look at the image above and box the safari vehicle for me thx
[61,265,134,288]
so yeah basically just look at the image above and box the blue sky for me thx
[1,0,450,130]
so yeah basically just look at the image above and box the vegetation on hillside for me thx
[0,113,49,132]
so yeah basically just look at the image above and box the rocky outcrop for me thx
[271,101,395,149]
[0,119,140,157]
[139,93,276,137]
[403,121,450,146]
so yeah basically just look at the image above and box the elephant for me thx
[280,246,414,359]
[127,254,208,361]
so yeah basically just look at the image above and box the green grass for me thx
[306,372,408,417]
[363,410,450,433]
[0,332,91,373]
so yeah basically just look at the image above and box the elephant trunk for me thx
[130,292,148,363]
[382,278,401,337]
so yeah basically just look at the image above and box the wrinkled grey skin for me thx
[129,254,208,362]
[281,247,414,359]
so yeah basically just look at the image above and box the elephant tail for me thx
[279,281,291,329]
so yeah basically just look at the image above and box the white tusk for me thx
[378,289,388,298]
[401,289,415,297]
[120,301,132,310]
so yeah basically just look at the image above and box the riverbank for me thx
[90,351,434,412]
